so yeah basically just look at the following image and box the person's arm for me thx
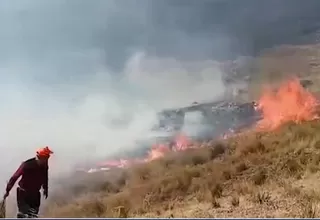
[42,166,49,198]
[6,162,25,193]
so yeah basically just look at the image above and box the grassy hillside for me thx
[44,44,320,218]
[45,120,320,218]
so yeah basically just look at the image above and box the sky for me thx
[1,0,320,183]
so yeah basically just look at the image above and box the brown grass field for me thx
[43,44,320,218]
[44,120,320,218]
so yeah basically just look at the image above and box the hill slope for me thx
[44,44,320,218]
[45,120,320,218]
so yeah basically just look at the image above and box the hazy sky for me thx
[2,0,320,76]
[1,0,320,181]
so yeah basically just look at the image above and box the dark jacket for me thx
[6,158,48,193]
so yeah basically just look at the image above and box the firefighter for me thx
[3,146,53,218]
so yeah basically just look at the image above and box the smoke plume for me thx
[1,0,320,190]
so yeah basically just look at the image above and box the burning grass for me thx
[44,79,320,217]
[44,120,320,218]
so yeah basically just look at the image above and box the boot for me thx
[17,212,27,218]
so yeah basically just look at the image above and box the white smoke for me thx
[0,51,226,180]
[2,0,318,216]
[0,1,227,195]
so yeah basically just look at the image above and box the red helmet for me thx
[36,146,53,158]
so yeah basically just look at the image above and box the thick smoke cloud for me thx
[1,0,320,186]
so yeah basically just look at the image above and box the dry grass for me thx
[42,44,320,218]
[230,195,240,207]
[301,201,317,218]
[252,191,271,204]
[44,119,320,218]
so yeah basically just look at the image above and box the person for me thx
[3,146,53,218]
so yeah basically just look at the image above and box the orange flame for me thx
[96,134,193,170]
[172,134,191,151]
[95,79,319,172]
[257,78,319,130]
[145,144,170,162]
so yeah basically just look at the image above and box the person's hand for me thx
[3,191,9,200]
[43,190,48,199]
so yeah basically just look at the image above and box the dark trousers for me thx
[16,187,40,218]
